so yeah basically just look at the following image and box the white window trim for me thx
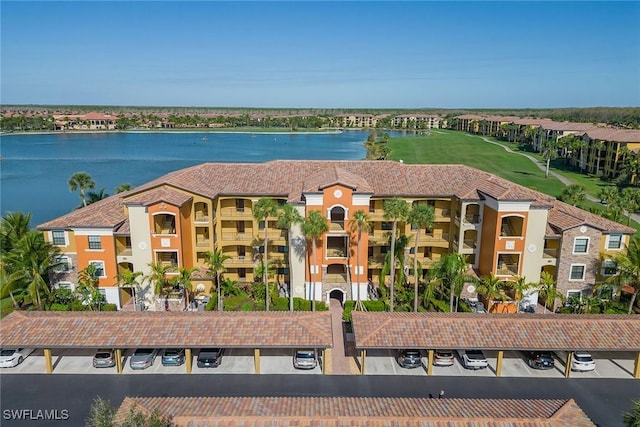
[568,263,586,281]
[600,259,617,276]
[572,237,590,255]
[89,260,107,279]
[54,256,72,273]
[605,234,623,251]
[566,289,583,302]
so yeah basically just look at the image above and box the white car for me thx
[0,348,35,368]
[457,349,488,370]
[571,351,596,372]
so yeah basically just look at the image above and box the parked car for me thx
[129,348,158,370]
[571,351,596,372]
[457,349,488,369]
[93,349,116,368]
[433,350,455,366]
[396,349,423,369]
[0,348,35,368]
[525,351,555,370]
[197,348,224,368]
[293,349,318,370]
[161,348,185,366]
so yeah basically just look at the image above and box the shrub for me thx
[429,298,449,312]
[293,297,311,311]
[69,300,86,311]
[101,303,118,312]
[458,299,472,312]
[315,301,329,311]
[342,300,356,321]
[363,300,386,312]
[49,303,69,311]
[205,295,217,311]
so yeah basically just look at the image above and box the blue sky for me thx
[1,1,639,108]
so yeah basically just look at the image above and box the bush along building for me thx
[38,160,634,311]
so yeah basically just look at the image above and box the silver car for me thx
[293,349,318,370]
[129,348,158,370]
[93,349,116,368]
[0,348,34,368]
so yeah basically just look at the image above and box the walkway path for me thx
[329,300,359,375]
[471,134,640,224]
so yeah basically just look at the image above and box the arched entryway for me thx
[329,289,345,306]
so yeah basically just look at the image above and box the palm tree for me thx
[540,138,558,178]
[607,236,640,314]
[302,210,328,311]
[115,269,143,310]
[277,203,304,311]
[253,198,278,311]
[0,212,32,254]
[349,210,371,311]
[429,253,468,312]
[4,230,60,309]
[592,140,606,175]
[408,203,435,311]
[68,172,96,207]
[623,399,640,427]
[146,262,172,300]
[383,198,409,312]
[559,184,586,206]
[475,273,508,313]
[620,187,640,226]
[114,183,132,194]
[508,276,534,311]
[538,271,564,313]
[173,266,197,309]
[77,264,104,311]
[86,188,109,205]
[203,249,230,311]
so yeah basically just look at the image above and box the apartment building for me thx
[391,114,446,129]
[38,160,633,310]
[53,112,117,130]
[336,114,387,128]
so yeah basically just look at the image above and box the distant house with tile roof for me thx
[38,160,634,311]
[53,111,117,130]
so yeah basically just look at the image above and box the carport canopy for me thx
[0,311,333,349]
[351,312,640,351]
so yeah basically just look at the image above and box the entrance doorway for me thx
[329,289,345,306]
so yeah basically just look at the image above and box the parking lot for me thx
[362,349,638,379]
[0,348,322,375]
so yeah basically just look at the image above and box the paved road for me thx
[1,374,638,426]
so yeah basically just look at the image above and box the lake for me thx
[1,130,376,226]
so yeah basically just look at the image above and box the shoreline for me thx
[0,128,346,137]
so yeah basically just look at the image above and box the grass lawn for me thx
[387,130,566,198]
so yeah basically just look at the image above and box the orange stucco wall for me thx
[75,233,117,287]
[148,202,183,264]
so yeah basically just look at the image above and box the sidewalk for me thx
[329,301,358,375]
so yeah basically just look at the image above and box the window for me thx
[569,264,585,281]
[54,256,72,272]
[566,290,582,304]
[381,222,392,231]
[236,199,245,212]
[238,268,246,280]
[573,237,589,254]
[601,259,617,276]
[89,261,106,278]
[607,234,623,250]
[88,235,102,250]
[380,246,390,254]
[56,282,72,290]
[369,201,375,213]
[258,221,265,230]
[277,246,289,253]
[52,230,66,246]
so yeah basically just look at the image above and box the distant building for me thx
[53,112,117,130]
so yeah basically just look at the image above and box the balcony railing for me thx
[324,273,347,284]
[221,232,254,241]
[543,248,558,258]
[118,248,132,256]
[496,263,518,276]
[464,214,481,224]
[326,248,346,258]
[194,212,209,223]
[220,207,253,217]
[463,239,477,249]
[330,220,345,231]
[196,239,210,247]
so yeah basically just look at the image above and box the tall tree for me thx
[538,271,563,313]
[115,269,143,310]
[146,262,172,300]
[114,183,132,193]
[408,203,435,311]
[204,249,230,311]
[277,203,304,311]
[540,137,558,178]
[383,198,409,312]
[253,199,278,311]
[559,184,586,206]
[302,210,329,311]
[349,210,371,311]
[608,236,640,314]
[429,253,468,312]
[475,273,507,313]
[172,266,198,309]
[68,172,96,207]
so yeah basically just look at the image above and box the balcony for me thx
[326,248,346,258]
[543,248,558,258]
[462,239,477,249]
[496,263,519,276]
[194,212,209,223]
[196,239,211,248]
[324,273,347,284]
[330,220,345,231]
[226,256,255,267]
[220,206,253,218]
[221,232,254,242]
[464,214,481,224]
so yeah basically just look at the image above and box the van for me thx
[293,349,318,369]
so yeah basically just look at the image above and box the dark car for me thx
[526,351,555,370]
[197,348,224,368]
[396,349,422,369]
[162,348,185,366]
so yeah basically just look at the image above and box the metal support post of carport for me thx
[322,348,331,374]
[43,349,53,374]
[496,351,504,377]
[185,349,192,374]
[634,351,640,379]
[360,349,366,375]
[254,349,260,374]
[427,350,434,376]
[115,349,123,374]
[564,352,573,378]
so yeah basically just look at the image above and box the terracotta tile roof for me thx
[37,194,126,230]
[115,396,594,426]
[302,165,374,193]
[35,161,626,236]
[351,312,640,351]
[114,219,130,235]
[82,111,116,121]
[124,186,193,207]
[0,311,333,349]
[548,200,635,233]
[585,128,640,143]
